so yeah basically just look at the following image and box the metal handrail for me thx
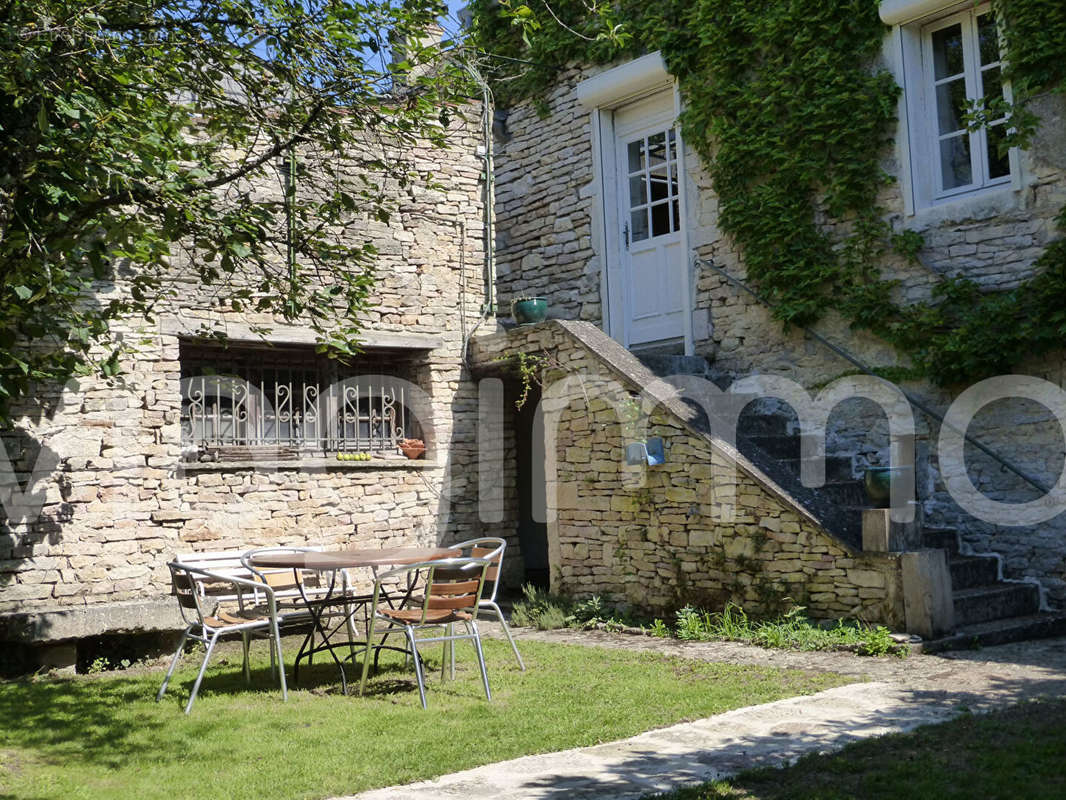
[695,256,1052,496]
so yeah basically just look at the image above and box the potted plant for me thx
[399,438,426,460]
[510,296,548,325]
[864,465,913,507]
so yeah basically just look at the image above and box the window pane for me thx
[647,132,666,168]
[651,202,671,237]
[669,163,678,198]
[629,175,646,207]
[932,24,964,79]
[936,78,967,135]
[981,65,1004,107]
[627,140,644,173]
[649,166,670,202]
[631,208,648,242]
[977,12,1000,66]
[672,199,680,232]
[940,134,972,189]
[987,123,1011,179]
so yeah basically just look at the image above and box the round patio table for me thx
[248,546,459,693]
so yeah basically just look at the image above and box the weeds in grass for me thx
[672,603,905,657]
[510,588,904,658]
[510,585,647,631]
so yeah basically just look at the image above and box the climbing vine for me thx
[471,0,1066,386]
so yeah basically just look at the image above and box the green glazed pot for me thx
[511,297,548,325]
[864,466,911,508]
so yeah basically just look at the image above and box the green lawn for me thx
[651,697,1066,800]
[0,638,849,800]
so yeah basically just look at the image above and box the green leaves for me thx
[0,0,463,421]
[472,0,1066,387]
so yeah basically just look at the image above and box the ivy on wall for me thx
[471,0,1066,386]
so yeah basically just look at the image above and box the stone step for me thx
[744,434,800,460]
[918,613,1066,653]
[819,482,868,507]
[953,583,1041,627]
[777,456,855,483]
[736,414,792,438]
[949,556,1000,591]
[636,354,713,378]
[921,527,960,554]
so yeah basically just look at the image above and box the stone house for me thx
[480,0,1066,640]
[3,0,1065,666]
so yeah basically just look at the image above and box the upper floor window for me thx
[920,6,1013,201]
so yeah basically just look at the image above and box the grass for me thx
[648,698,1066,800]
[0,638,851,800]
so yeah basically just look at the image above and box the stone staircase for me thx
[918,526,1066,651]
[638,353,1066,648]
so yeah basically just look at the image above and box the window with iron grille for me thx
[179,341,420,459]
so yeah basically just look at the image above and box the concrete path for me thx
[333,630,1066,800]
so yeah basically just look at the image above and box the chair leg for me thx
[271,616,288,702]
[241,632,251,684]
[449,625,456,681]
[407,627,427,709]
[358,614,377,697]
[470,622,491,702]
[487,600,525,671]
[440,624,449,682]
[157,627,191,702]
[185,632,220,715]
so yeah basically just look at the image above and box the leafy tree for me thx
[0,0,464,421]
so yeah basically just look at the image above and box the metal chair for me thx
[157,561,287,714]
[451,537,525,670]
[358,555,493,709]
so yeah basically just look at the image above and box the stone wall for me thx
[489,48,1066,605]
[0,109,518,646]
[469,321,906,626]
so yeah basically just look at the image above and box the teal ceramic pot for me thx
[864,466,912,508]
[511,297,548,325]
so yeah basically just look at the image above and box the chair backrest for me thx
[167,561,212,627]
[451,538,506,603]
[377,557,490,626]
[421,558,490,623]
[241,550,336,605]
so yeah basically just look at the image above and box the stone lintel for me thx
[160,317,442,351]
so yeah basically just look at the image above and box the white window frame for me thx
[889,1,1024,215]
[921,7,1013,200]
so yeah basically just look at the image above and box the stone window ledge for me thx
[178,457,437,472]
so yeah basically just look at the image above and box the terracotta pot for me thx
[399,439,426,460]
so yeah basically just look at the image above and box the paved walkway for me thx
[334,629,1066,800]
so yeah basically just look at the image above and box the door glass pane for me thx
[672,199,680,233]
[629,175,647,207]
[932,24,964,79]
[936,78,968,135]
[977,12,1000,66]
[631,208,648,242]
[986,123,1010,179]
[649,166,670,202]
[940,134,972,189]
[650,202,671,237]
[669,163,678,197]
[627,140,644,173]
[981,65,1004,107]
[647,132,666,168]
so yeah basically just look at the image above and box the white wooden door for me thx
[615,94,686,348]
